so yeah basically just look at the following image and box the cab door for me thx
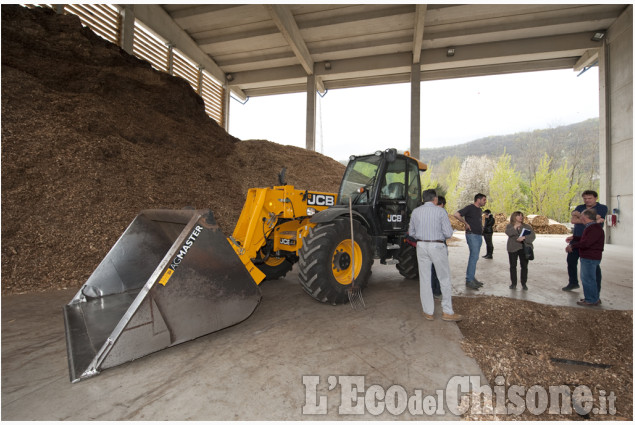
[377,158,408,234]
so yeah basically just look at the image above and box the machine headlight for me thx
[306,207,317,216]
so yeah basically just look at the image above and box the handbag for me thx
[523,242,534,261]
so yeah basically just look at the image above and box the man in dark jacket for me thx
[563,190,607,291]
[482,209,495,259]
[566,209,604,306]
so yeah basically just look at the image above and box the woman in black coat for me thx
[505,211,536,290]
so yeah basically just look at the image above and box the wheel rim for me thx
[332,239,362,285]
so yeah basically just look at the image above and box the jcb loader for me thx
[63,148,426,382]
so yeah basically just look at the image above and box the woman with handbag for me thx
[505,211,536,290]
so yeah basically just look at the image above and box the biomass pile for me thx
[454,296,632,420]
[1,5,345,295]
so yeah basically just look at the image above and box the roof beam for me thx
[241,57,578,97]
[265,5,325,93]
[412,5,427,63]
[132,4,246,99]
[266,5,313,75]
[298,5,415,29]
[231,32,599,88]
[574,48,599,71]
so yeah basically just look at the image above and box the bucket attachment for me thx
[63,209,261,383]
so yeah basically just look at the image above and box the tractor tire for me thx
[396,243,419,280]
[256,255,294,280]
[298,218,373,305]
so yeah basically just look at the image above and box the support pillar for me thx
[120,5,135,55]
[410,63,421,159]
[598,42,610,242]
[223,81,231,131]
[306,73,317,151]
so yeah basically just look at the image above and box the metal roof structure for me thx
[132,3,628,100]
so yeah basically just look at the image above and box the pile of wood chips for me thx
[491,213,569,234]
[450,212,569,234]
[453,296,632,421]
[1,5,345,295]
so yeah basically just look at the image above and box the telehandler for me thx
[63,148,426,381]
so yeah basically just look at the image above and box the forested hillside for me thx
[421,118,599,180]
[418,118,600,222]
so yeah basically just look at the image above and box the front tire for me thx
[298,219,373,305]
[396,242,419,279]
[256,254,294,280]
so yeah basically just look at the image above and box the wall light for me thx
[591,31,605,42]
[226,74,233,81]
[447,47,455,57]
[324,61,331,70]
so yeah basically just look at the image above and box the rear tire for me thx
[396,242,419,280]
[298,219,373,305]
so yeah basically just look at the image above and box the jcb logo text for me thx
[308,194,335,207]
[387,215,403,223]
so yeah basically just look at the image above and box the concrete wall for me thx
[600,6,633,246]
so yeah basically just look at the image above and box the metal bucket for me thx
[63,209,261,382]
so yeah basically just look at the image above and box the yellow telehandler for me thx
[63,148,426,382]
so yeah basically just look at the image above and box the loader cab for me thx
[337,148,427,261]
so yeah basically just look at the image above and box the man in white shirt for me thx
[408,189,463,322]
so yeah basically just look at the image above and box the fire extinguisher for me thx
[607,195,621,227]
[606,214,618,227]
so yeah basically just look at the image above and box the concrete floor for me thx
[2,232,632,420]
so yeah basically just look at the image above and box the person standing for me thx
[482,209,495,259]
[562,190,607,293]
[431,195,447,299]
[566,209,605,306]
[505,211,536,290]
[453,193,488,290]
[409,189,463,322]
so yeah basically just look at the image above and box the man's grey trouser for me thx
[416,241,454,316]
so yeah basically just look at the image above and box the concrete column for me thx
[598,43,610,242]
[410,63,421,159]
[167,44,174,75]
[197,67,203,95]
[120,5,135,55]
[306,73,317,151]
[223,81,231,131]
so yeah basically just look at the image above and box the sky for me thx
[228,67,600,162]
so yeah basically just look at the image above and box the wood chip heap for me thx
[1,5,345,295]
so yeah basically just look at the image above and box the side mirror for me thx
[384,148,397,162]
[278,167,287,186]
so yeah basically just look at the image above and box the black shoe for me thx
[466,280,480,290]
[522,284,528,290]
[562,284,580,291]
[473,278,484,286]
[482,255,493,259]
[509,284,517,290]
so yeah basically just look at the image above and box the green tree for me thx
[488,152,526,215]
[529,154,579,222]
[443,160,462,214]
[420,163,439,191]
